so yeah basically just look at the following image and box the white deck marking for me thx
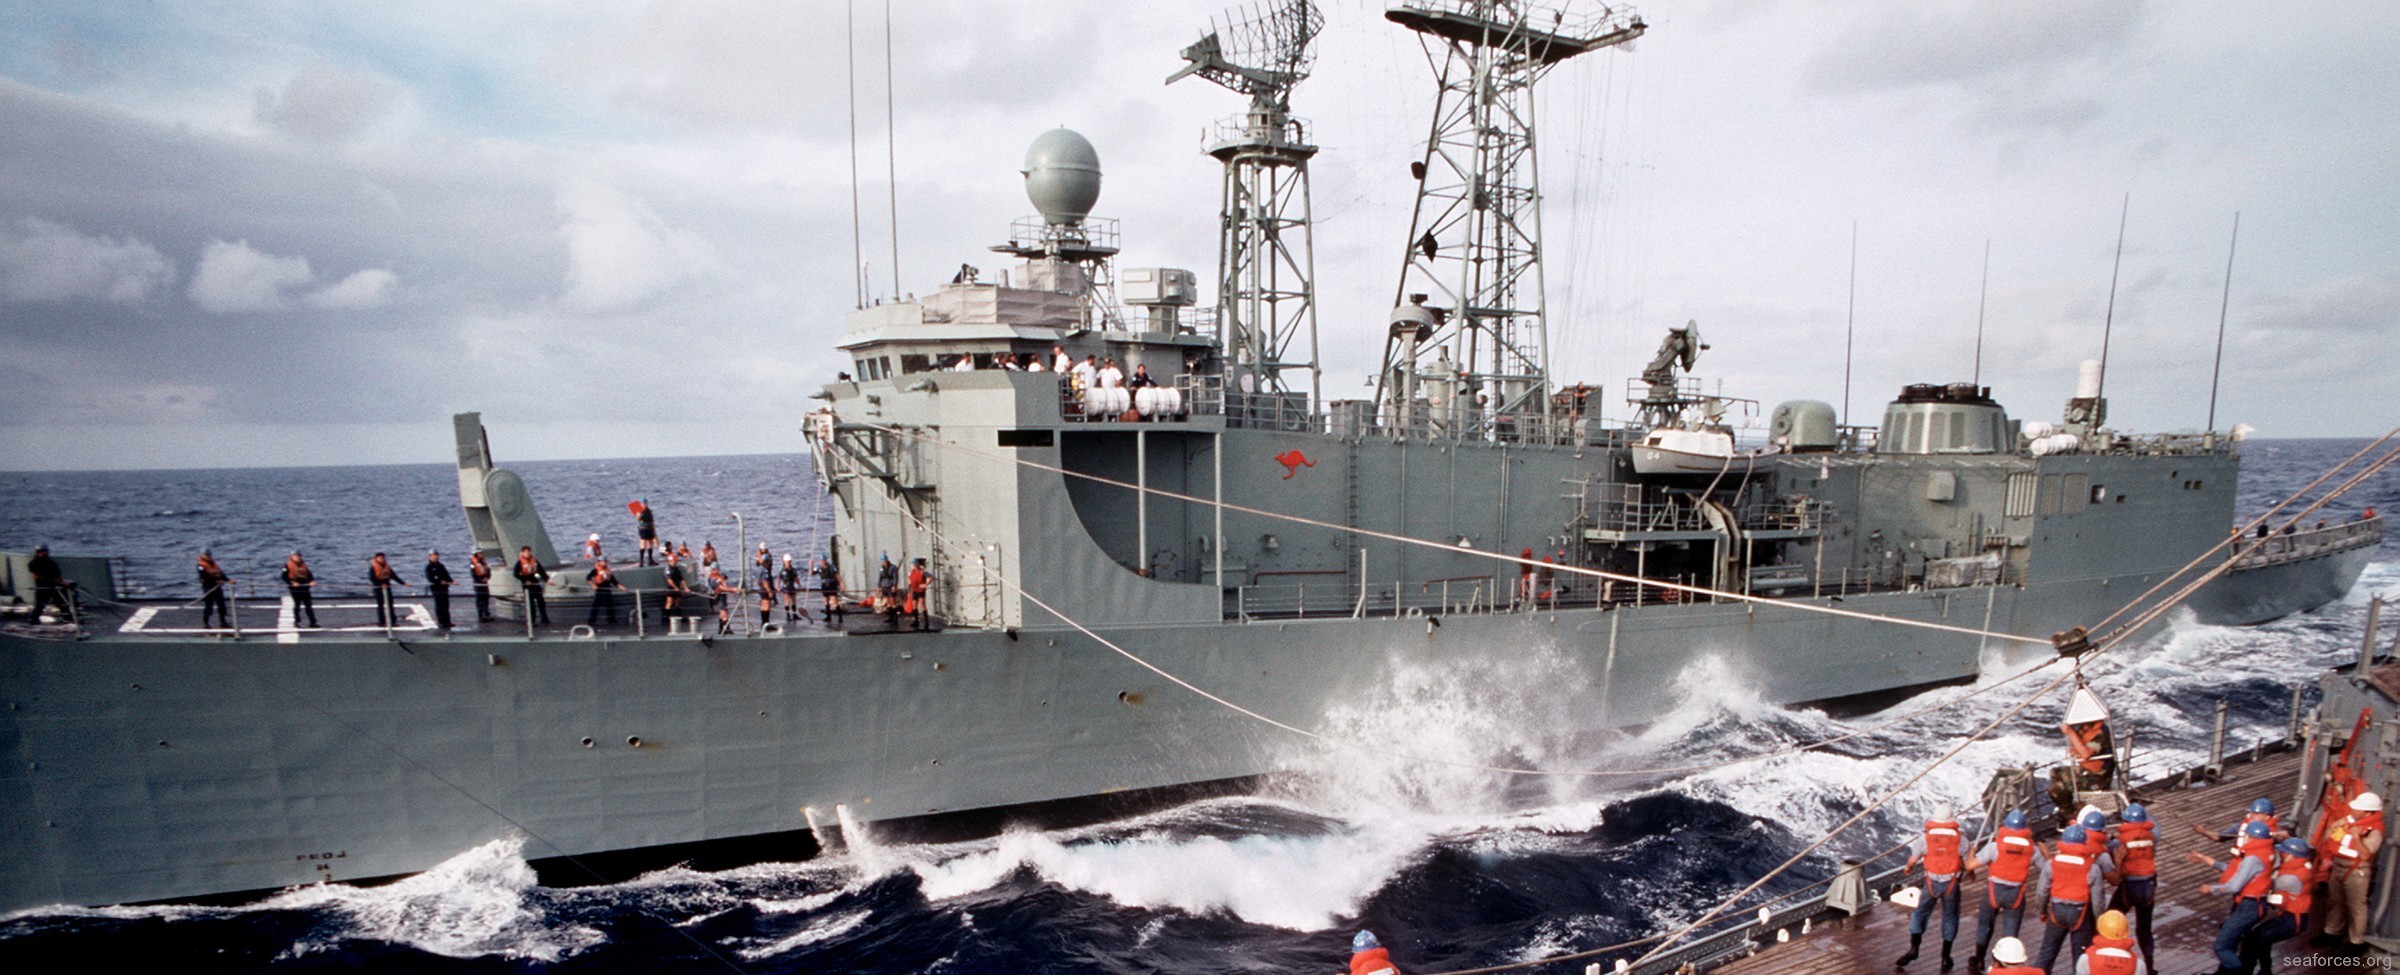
[114,602,437,637]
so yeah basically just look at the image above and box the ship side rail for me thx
[2230,514,2383,570]
[1069,372,1625,446]
[1225,567,1736,622]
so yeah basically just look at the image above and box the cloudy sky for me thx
[0,0,2392,470]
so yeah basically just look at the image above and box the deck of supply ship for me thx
[1709,742,2368,975]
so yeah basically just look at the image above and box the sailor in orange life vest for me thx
[2033,825,2114,973]
[1985,936,2042,975]
[2076,909,2138,975]
[1349,930,1399,975]
[2101,803,2159,972]
[2193,797,2283,843]
[1969,809,2043,974]
[1898,804,1967,970]
[2188,819,2276,973]
[2237,838,2314,973]
[2319,790,2383,950]
[2050,688,2115,830]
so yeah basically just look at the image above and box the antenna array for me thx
[1171,0,1326,416]
[1375,0,1643,437]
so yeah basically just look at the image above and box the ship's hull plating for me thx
[5,555,2358,912]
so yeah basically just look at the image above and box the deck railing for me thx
[2231,514,2383,570]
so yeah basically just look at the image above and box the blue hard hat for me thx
[2250,798,2276,815]
[2062,825,2087,846]
[2277,838,2314,858]
[2242,820,2273,839]
[1353,930,1381,953]
[2003,810,2028,830]
[2121,803,2149,823]
[2080,810,2108,831]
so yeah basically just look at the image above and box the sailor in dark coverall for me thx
[585,558,624,626]
[367,552,408,627]
[513,546,550,624]
[26,546,69,624]
[282,551,320,627]
[423,551,455,630]
[196,550,233,629]
[468,551,494,622]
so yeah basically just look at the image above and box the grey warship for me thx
[0,0,2381,913]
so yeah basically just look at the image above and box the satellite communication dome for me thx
[1022,128,1102,227]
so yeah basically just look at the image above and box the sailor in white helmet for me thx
[2050,685,2115,830]
[1986,936,2040,974]
[2321,790,2384,950]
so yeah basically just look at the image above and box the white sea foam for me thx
[899,816,1428,931]
[261,838,603,961]
[733,908,870,961]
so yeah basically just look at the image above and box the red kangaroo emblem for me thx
[1274,449,1316,479]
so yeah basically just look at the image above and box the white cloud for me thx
[306,267,398,308]
[0,217,175,304]
[555,177,719,313]
[253,60,404,143]
[188,238,313,313]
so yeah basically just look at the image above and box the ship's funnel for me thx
[1022,128,1102,227]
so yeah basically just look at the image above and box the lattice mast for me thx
[1169,0,1326,408]
[1376,1,1643,434]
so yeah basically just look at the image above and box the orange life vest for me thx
[2271,853,2314,916]
[2083,935,2138,975]
[1989,967,2045,975]
[908,565,928,594]
[1924,820,1964,875]
[2050,845,2094,904]
[1989,825,2036,886]
[2113,820,2156,878]
[1349,947,1399,975]
[2221,839,2273,899]
[2333,812,2382,867]
[2066,722,2112,775]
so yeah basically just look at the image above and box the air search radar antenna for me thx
[993,128,1125,330]
[1169,0,1326,415]
[1376,0,1644,440]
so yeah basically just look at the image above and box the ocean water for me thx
[1,439,2393,974]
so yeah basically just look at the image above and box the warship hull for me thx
[4,401,2383,911]
[0,564,2245,911]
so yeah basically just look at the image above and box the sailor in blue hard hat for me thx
[2032,825,2113,972]
[1968,808,2042,973]
[2103,801,2160,968]
[2191,819,2278,971]
[2195,797,2284,843]
[1349,929,1399,975]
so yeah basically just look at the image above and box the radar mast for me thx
[1169,0,1325,418]
[1376,0,1644,437]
